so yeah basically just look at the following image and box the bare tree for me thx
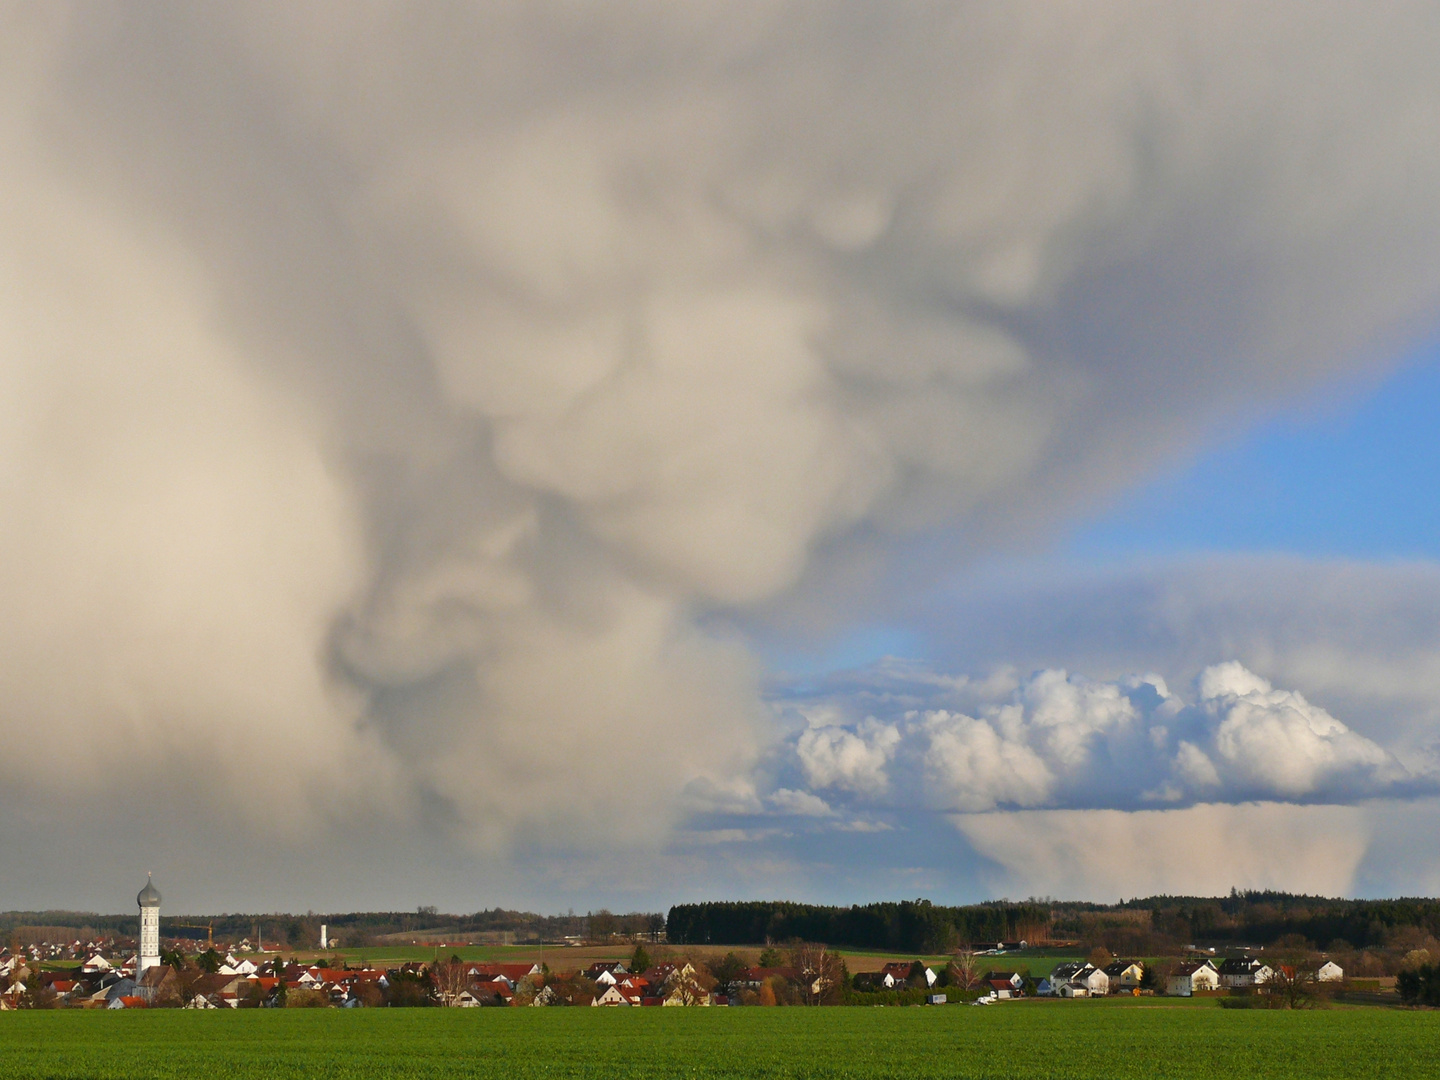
[511,972,542,1006]
[1265,936,1323,1009]
[588,910,618,942]
[789,942,846,1005]
[1087,946,1113,970]
[950,947,982,991]
[547,973,598,1006]
[667,963,717,1005]
[431,957,468,1006]
[1263,963,1319,1009]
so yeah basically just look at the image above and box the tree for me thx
[511,972,543,1006]
[353,981,385,1008]
[950,948,982,991]
[902,961,930,989]
[384,969,431,1007]
[1402,948,1433,971]
[430,958,468,1006]
[757,946,785,968]
[18,974,55,1010]
[630,944,652,974]
[196,948,223,974]
[647,913,666,942]
[1263,939,1324,1010]
[708,952,748,996]
[1087,946,1113,970]
[667,963,717,1006]
[1397,963,1440,1006]
[589,910,618,941]
[788,942,845,1005]
[1263,963,1320,1009]
[237,979,265,1008]
[548,973,599,1006]
[159,947,187,970]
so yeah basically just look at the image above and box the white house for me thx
[984,979,1016,999]
[1048,962,1088,985]
[1048,961,1107,996]
[593,984,634,1006]
[1103,961,1144,990]
[1317,961,1344,983]
[219,955,259,977]
[1167,960,1220,996]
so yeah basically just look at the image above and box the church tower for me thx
[137,874,161,979]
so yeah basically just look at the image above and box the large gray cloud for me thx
[4,3,1440,905]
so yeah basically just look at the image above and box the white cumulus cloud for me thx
[1201,662,1397,798]
[768,788,835,817]
[774,661,1425,814]
[797,719,902,796]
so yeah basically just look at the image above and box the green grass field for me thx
[2,1004,1437,1079]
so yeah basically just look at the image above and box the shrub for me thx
[1397,963,1440,1006]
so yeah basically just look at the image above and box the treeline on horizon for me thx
[666,892,1440,954]
[10,890,1440,954]
[0,908,660,950]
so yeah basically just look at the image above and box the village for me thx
[0,879,1361,1010]
[0,938,1354,1011]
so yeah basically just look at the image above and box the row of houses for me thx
[583,960,705,1006]
[1162,957,1342,997]
[980,956,1345,1000]
[1,951,392,1010]
[584,959,830,1006]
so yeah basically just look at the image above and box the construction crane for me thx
[171,922,216,950]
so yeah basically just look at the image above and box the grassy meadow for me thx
[3,1001,1437,1080]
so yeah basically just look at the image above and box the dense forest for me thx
[1109,892,1440,951]
[667,892,1440,953]
[665,899,1050,953]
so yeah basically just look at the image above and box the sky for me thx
[5,2,1440,916]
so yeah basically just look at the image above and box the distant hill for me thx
[0,907,660,949]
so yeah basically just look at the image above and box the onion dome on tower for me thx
[137,875,161,908]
